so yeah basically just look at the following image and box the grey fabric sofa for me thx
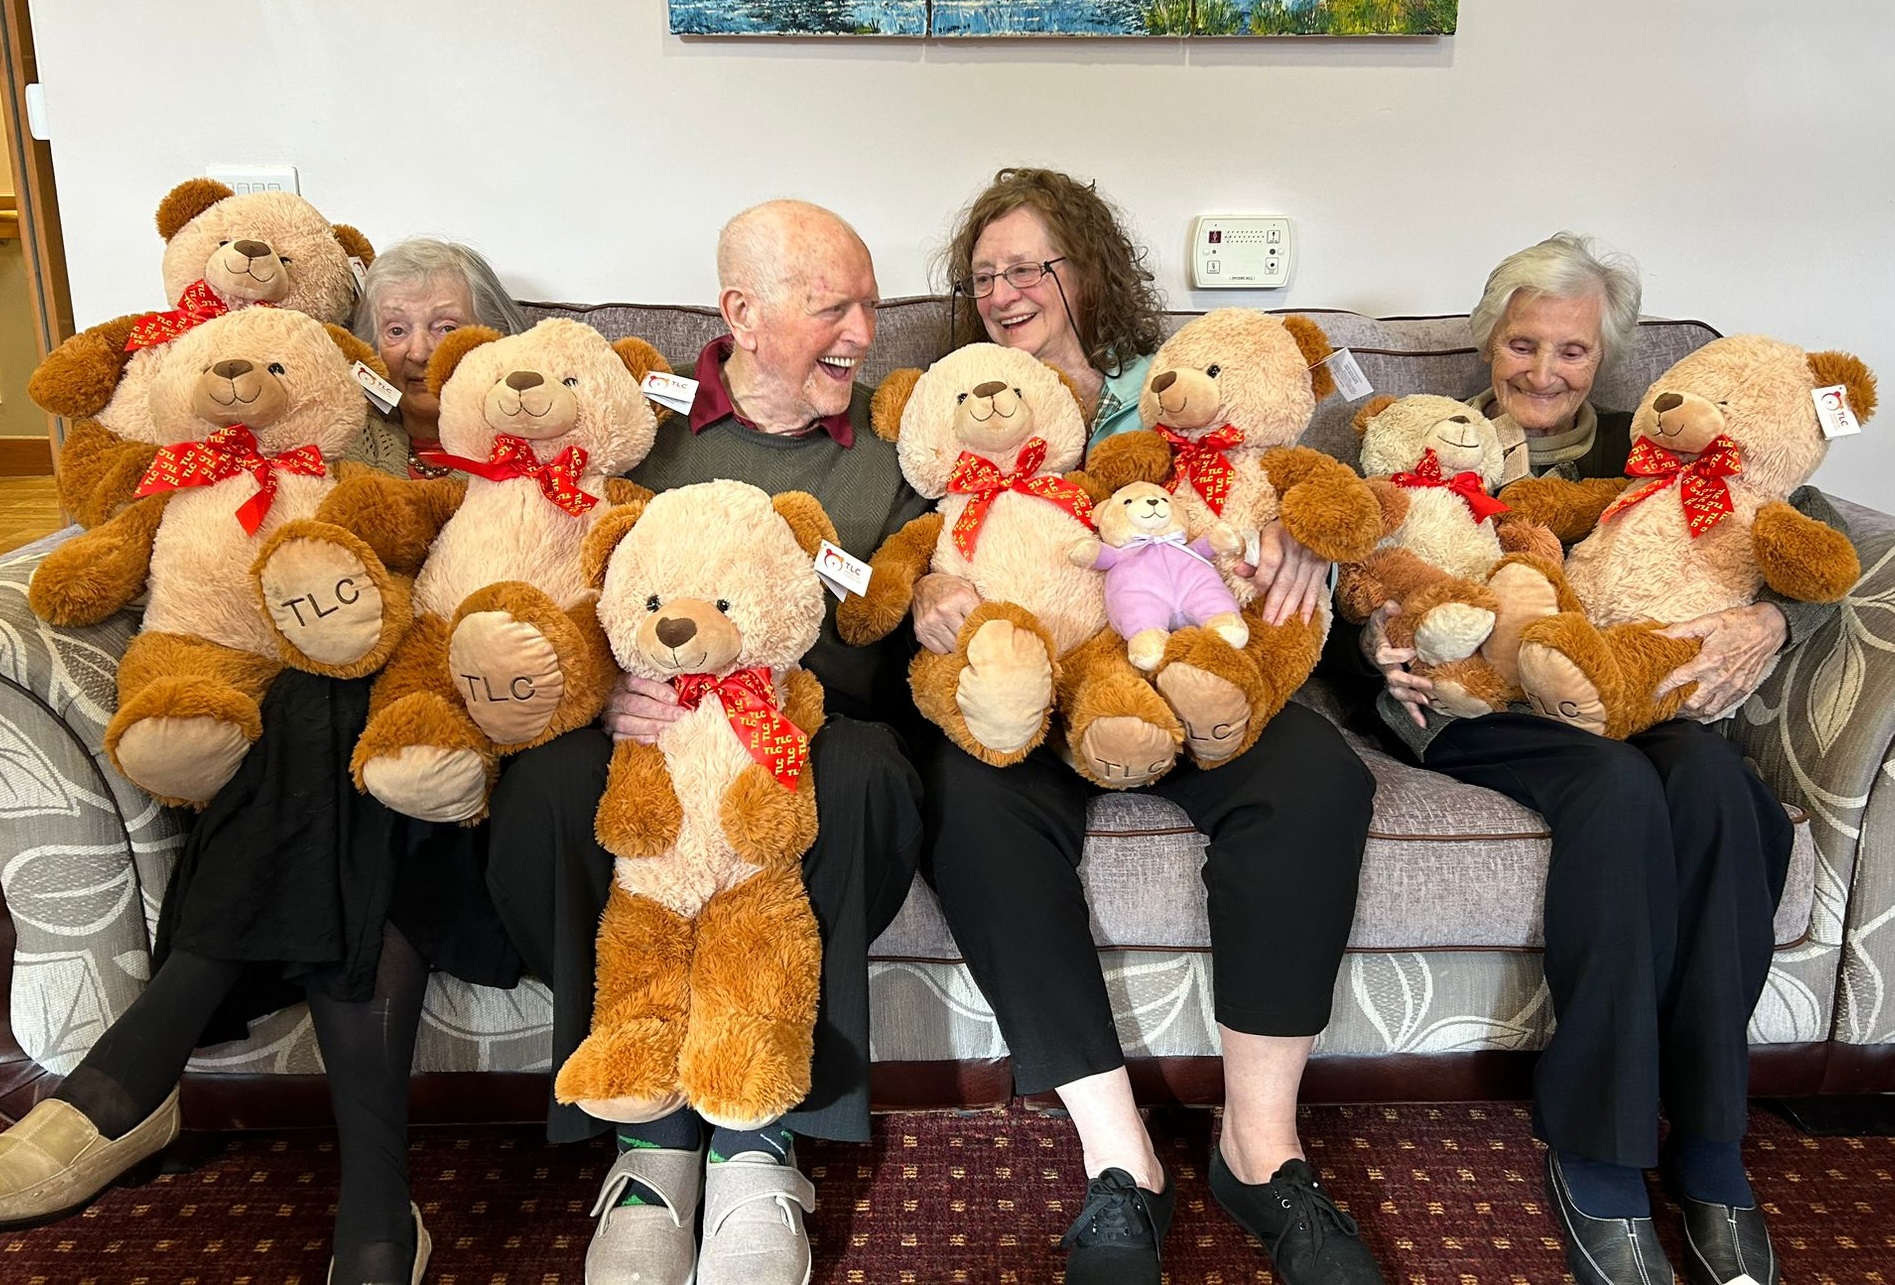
[4,298,1893,1129]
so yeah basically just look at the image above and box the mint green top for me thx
[1087,352,1155,453]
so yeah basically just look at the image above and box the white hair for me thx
[352,238,528,342]
[1470,232,1642,366]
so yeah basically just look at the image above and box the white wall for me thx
[29,0,1895,507]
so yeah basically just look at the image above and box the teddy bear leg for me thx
[553,879,695,1123]
[105,633,280,806]
[353,616,499,824]
[1481,553,1572,688]
[1059,629,1184,789]
[1404,579,1502,667]
[678,867,824,1130]
[1514,612,1627,738]
[910,600,1058,766]
[1148,626,1272,769]
[1204,612,1249,650]
[252,520,411,678]
[1126,628,1171,672]
[445,583,616,753]
[1412,656,1518,719]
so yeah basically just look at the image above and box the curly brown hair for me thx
[940,167,1168,377]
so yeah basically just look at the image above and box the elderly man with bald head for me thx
[481,200,930,1285]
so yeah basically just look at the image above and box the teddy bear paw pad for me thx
[955,618,1054,753]
[361,745,491,823]
[447,610,569,746]
[256,529,389,669]
[114,715,251,805]
[1077,715,1178,788]
[1517,642,1612,736]
[1413,602,1497,666]
[1155,663,1251,765]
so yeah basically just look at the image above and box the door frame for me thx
[1,0,71,467]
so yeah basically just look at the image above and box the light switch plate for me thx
[206,164,300,196]
[1191,216,1293,289]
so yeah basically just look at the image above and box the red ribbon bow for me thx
[945,437,1095,559]
[124,279,248,352]
[672,667,808,791]
[133,424,325,535]
[1600,434,1744,539]
[1159,423,1245,517]
[414,434,599,516]
[1391,448,1510,524]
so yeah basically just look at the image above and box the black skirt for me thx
[153,668,523,1043]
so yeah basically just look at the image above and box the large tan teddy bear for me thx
[837,343,1185,789]
[1497,335,1870,738]
[1337,393,1564,716]
[278,318,667,824]
[1083,309,1383,764]
[30,178,374,528]
[554,481,833,1129]
[27,307,401,806]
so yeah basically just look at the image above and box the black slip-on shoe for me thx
[1546,1150,1677,1285]
[1209,1149,1387,1284]
[1679,1194,1778,1285]
[1060,1166,1174,1285]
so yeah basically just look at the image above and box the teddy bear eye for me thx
[645,594,661,612]
[267,362,286,376]
[1206,364,1222,378]
[279,255,292,265]
[956,392,968,404]
[716,599,731,613]
[218,240,230,247]
[1014,387,1022,397]
[562,377,579,388]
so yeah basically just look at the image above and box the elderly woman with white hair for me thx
[1356,233,1852,1285]
[349,237,529,477]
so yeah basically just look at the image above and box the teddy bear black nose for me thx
[972,380,1007,399]
[231,239,270,259]
[655,616,698,647]
[212,359,253,379]
[506,371,545,391]
[1654,392,1685,413]
[1150,371,1177,394]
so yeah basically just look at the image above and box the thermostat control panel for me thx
[1191,216,1293,289]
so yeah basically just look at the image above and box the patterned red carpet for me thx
[4,1102,1891,1283]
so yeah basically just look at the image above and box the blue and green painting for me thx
[669,0,1455,36]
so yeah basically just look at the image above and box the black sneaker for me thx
[1210,1149,1387,1284]
[1060,1167,1175,1285]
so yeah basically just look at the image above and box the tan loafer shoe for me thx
[0,1087,180,1230]
[696,1149,817,1285]
[585,1144,705,1285]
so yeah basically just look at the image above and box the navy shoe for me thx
[1061,1167,1174,1285]
[1546,1150,1676,1285]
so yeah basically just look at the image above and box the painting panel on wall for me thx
[668,1,927,35]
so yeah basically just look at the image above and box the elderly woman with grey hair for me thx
[349,237,529,477]
[1351,233,1852,1285]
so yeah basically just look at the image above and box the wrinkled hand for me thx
[913,572,980,656]
[1657,602,1788,718]
[1364,601,1432,728]
[397,390,443,440]
[599,671,682,744]
[1235,519,1330,627]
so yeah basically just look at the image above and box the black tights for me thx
[54,927,430,1284]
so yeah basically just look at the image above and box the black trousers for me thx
[485,716,924,1144]
[1424,714,1792,1168]
[921,701,1375,1096]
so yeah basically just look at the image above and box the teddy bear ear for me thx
[1352,394,1398,436]
[425,326,503,396]
[323,324,387,378]
[772,491,840,561]
[331,224,376,267]
[155,178,235,242]
[612,336,671,386]
[1281,314,1337,401]
[870,368,922,443]
[581,497,648,591]
[1808,350,1879,425]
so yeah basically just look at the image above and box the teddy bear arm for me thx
[1366,478,1412,537]
[834,512,944,645]
[594,739,683,859]
[316,471,462,573]
[55,420,159,528]
[26,315,144,419]
[1261,445,1384,563]
[1494,514,1564,564]
[1752,500,1861,604]
[720,761,819,870]
[26,495,167,627]
[602,478,654,507]
[1495,476,1630,542]
[1075,430,1175,499]
[782,668,826,741]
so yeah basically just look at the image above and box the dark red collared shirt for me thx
[688,334,855,448]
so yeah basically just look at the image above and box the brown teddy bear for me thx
[553,481,832,1128]
[1497,335,1870,738]
[26,306,400,806]
[836,343,1184,789]
[275,318,666,824]
[1337,393,1564,716]
[29,178,374,528]
[1081,309,1383,765]
[1069,481,1247,672]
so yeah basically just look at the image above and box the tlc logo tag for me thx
[1812,385,1862,439]
[815,540,871,601]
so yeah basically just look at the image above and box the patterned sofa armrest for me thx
[1730,498,1895,1053]
[0,541,187,1082]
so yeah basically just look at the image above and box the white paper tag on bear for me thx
[1812,385,1862,439]
[1319,348,1374,402]
[1242,527,1262,568]
[347,255,369,296]
[352,361,401,414]
[641,371,698,416]
[814,540,871,602]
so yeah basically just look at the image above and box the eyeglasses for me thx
[956,258,1067,298]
